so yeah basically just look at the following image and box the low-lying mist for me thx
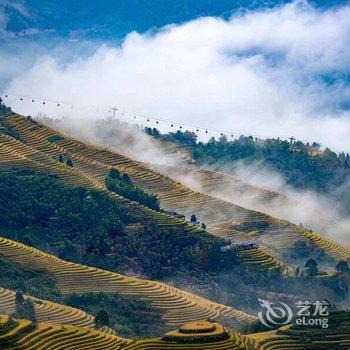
[204,161,350,245]
[42,115,350,248]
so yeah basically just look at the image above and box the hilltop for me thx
[146,127,350,197]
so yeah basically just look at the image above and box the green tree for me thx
[305,258,319,277]
[13,292,36,322]
[122,173,131,184]
[190,214,197,222]
[58,154,64,163]
[15,291,25,307]
[293,241,308,258]
[94,309,110,328]
[336,260,350,274]
[108,168,120,180]
[24,299,36,322]
[66,158,74,167]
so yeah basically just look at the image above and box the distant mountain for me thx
[1,0,348,41]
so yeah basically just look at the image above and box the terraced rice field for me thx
[0,314,131,350]
[0,287,116,335]
[0,315,258,350]
[0,287,94,328]
[1,114,290,270]
[157,165,350,262]
[0,129,199,233]
[250,319,350,350]
[155,165,283,206]
[0,236,257,329]
[123,331,258,350]
[3,114,350,268]
[6,114,350,267]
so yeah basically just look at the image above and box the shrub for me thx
[47,134,64,143]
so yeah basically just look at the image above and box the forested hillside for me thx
[2,170,350,316]
[0,170,236,279]
[147,128,350,207]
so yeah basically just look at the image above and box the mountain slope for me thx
[0,235,256,328]
[0,113,286,270]
[5,113,350,269]
[0,314,130,350]
[0,287,100,331]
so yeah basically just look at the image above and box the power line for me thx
[2,92,287,141]
[3,92,232,136]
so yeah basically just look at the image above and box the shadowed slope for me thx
[6,114,349,268]
[0,236,257,329]
[249,310,350,349]
[2,114,289,270]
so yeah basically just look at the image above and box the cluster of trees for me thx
[0,170,238,279]
[285,240,350,279]
[284,240,333,266]
[0,98,12,117]
[12,292,36,322]
[145,128,198,147]
[57,153,74,167]
[2,170,349,325]
[0,256,62,303]
[47,134,64,143]
[146,128,350,198]
[106,168,159,210]
[65,292,167,338]
[302,258,350,277]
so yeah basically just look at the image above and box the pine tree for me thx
[13,292,36,322]
[305,259,319,277]
[66,158,74,167]
[336,260,350,274]
[108,168,120,180]
[122,173,132,184]
[94,309,110,329]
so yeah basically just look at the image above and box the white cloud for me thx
[3,0,350,151]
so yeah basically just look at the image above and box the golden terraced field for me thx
[0,114,290,270]
[3,114,350,268]
[0,314,131,350]
[0,287,116,335]
[1,114,350,349]
[0,315,259,350]
[3,310,349,350]
[0,236,256,329]
[0,287,93,328]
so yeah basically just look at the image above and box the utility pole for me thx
[112,107,118,119]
